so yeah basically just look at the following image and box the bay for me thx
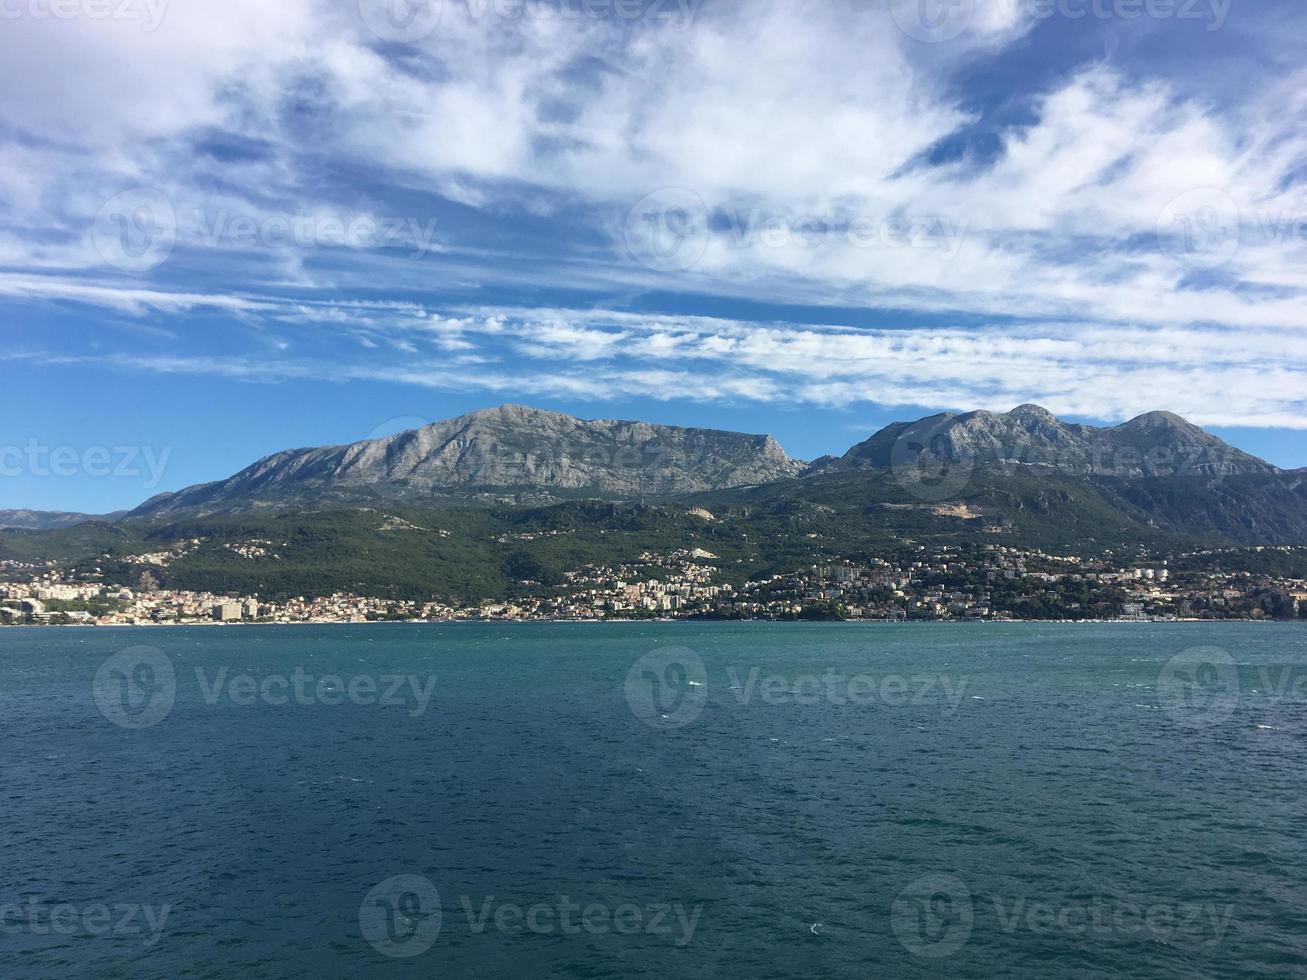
[2,622,1305,978]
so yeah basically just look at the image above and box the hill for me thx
[0,509,121,531]
[2,404,1303,600]
[810,405,1275,478]
[130,404,804,516]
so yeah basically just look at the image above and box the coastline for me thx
[1,616,1294,630]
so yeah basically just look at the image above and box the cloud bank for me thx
[0,0,1304,426]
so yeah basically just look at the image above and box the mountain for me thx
[795,405,1304,544]
[131,405,805,516]
[3,404,1303,600]
[0,509,121,531]
[99,403,1307,546]
[813,405,1275,478]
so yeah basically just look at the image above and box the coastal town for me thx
[3,543,1305,626]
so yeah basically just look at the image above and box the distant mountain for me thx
[3,404,1303,598]
[792,405,1306,544]
[132,405,805,516]
[0,509,120,531]
[811,405,1275,478]
[1,402,1295,550]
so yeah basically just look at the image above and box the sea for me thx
[2,621,1305,978]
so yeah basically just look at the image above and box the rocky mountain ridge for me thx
[8,405,1299,545]
[130,404,806,516]
[809,405,1275,478]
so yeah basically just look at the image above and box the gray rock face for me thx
[815,405,1274,479]
[133,405,805,515]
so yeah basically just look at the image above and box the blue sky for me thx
[1,0,1304,512]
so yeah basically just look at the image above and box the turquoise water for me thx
[2,622,1306,978]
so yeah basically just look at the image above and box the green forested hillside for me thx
[7,461,1304,601]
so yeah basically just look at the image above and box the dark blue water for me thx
[2,622,1306,978]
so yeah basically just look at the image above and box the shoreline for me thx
[1,617,1296,630]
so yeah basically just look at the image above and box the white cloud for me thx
[6,284,1305,427]
[1,0,1305,423]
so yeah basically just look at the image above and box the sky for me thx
[1,0,1304,513]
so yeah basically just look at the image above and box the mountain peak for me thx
[462,404,560,423]
[827,403,1272,479]
[132,404,804,516]
[1117,410,1194,431]
[1008,404,1058,422]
